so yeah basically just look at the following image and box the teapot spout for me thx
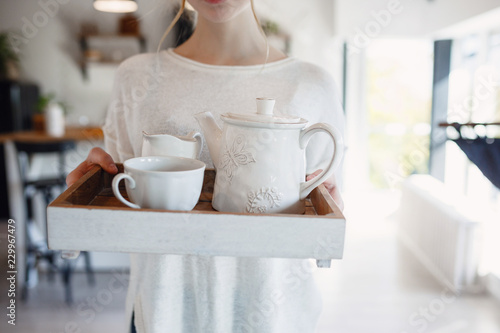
[194,111,222,168]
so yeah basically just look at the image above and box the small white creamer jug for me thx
[141,131,203,159]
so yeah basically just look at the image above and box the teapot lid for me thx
[222,98,307,128]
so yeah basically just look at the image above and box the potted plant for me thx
[0,32,20,80]
[35,93,69,135]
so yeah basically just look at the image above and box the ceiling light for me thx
[94,0,138,13]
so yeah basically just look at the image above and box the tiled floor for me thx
[315,191,500,333]
[1,191,499,333]
[0,266,129,332]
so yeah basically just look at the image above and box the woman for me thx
[67,0,345,332]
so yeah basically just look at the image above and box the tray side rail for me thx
[50,165,111,206]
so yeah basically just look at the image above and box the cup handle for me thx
[188,131,204,159]
[299,123,344,200]
[111,173,141,209]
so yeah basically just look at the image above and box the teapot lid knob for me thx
[256,97,275,116]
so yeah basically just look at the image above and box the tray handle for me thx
[61,250,80,260]
[316,259,332,268]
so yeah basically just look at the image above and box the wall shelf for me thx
[79,34,146,79]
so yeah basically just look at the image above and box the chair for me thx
[14,139,95,304]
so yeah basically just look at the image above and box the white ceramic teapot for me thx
[195,97,343,214]
[142,131,203,159]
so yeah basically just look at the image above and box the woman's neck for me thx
[174,8,286,66]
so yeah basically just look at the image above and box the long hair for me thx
[157,0,186,53]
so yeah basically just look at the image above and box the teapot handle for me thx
[299,123,344,200]
[188,131,204,159]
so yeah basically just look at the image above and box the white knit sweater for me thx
[103,49,345,333]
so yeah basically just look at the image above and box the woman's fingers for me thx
[65,161,90,187]
[87,147,118,173]
[307,169,344,211]
[306,169,322,181]
[66,147,118,187]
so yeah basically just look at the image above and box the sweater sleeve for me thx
[303,66,345,182]
[102,63,136,163]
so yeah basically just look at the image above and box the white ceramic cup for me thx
[112,156,206,210]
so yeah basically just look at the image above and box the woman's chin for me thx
[189,0,251,24]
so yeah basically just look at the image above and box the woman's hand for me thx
[306,170,344,212]
[66,147,118,187]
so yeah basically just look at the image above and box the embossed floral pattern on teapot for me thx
[195,98,343,214]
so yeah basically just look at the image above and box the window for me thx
[365,39,433,188]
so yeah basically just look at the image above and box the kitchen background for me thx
[0,0,499,332]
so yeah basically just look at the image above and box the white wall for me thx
[336,0,500,39]
[254,0,344,89]
[0,0,176,126]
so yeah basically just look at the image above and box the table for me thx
[0,126,104,144]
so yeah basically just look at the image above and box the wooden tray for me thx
[48,165,346,268]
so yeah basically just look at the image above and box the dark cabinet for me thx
[0,80,39,218]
